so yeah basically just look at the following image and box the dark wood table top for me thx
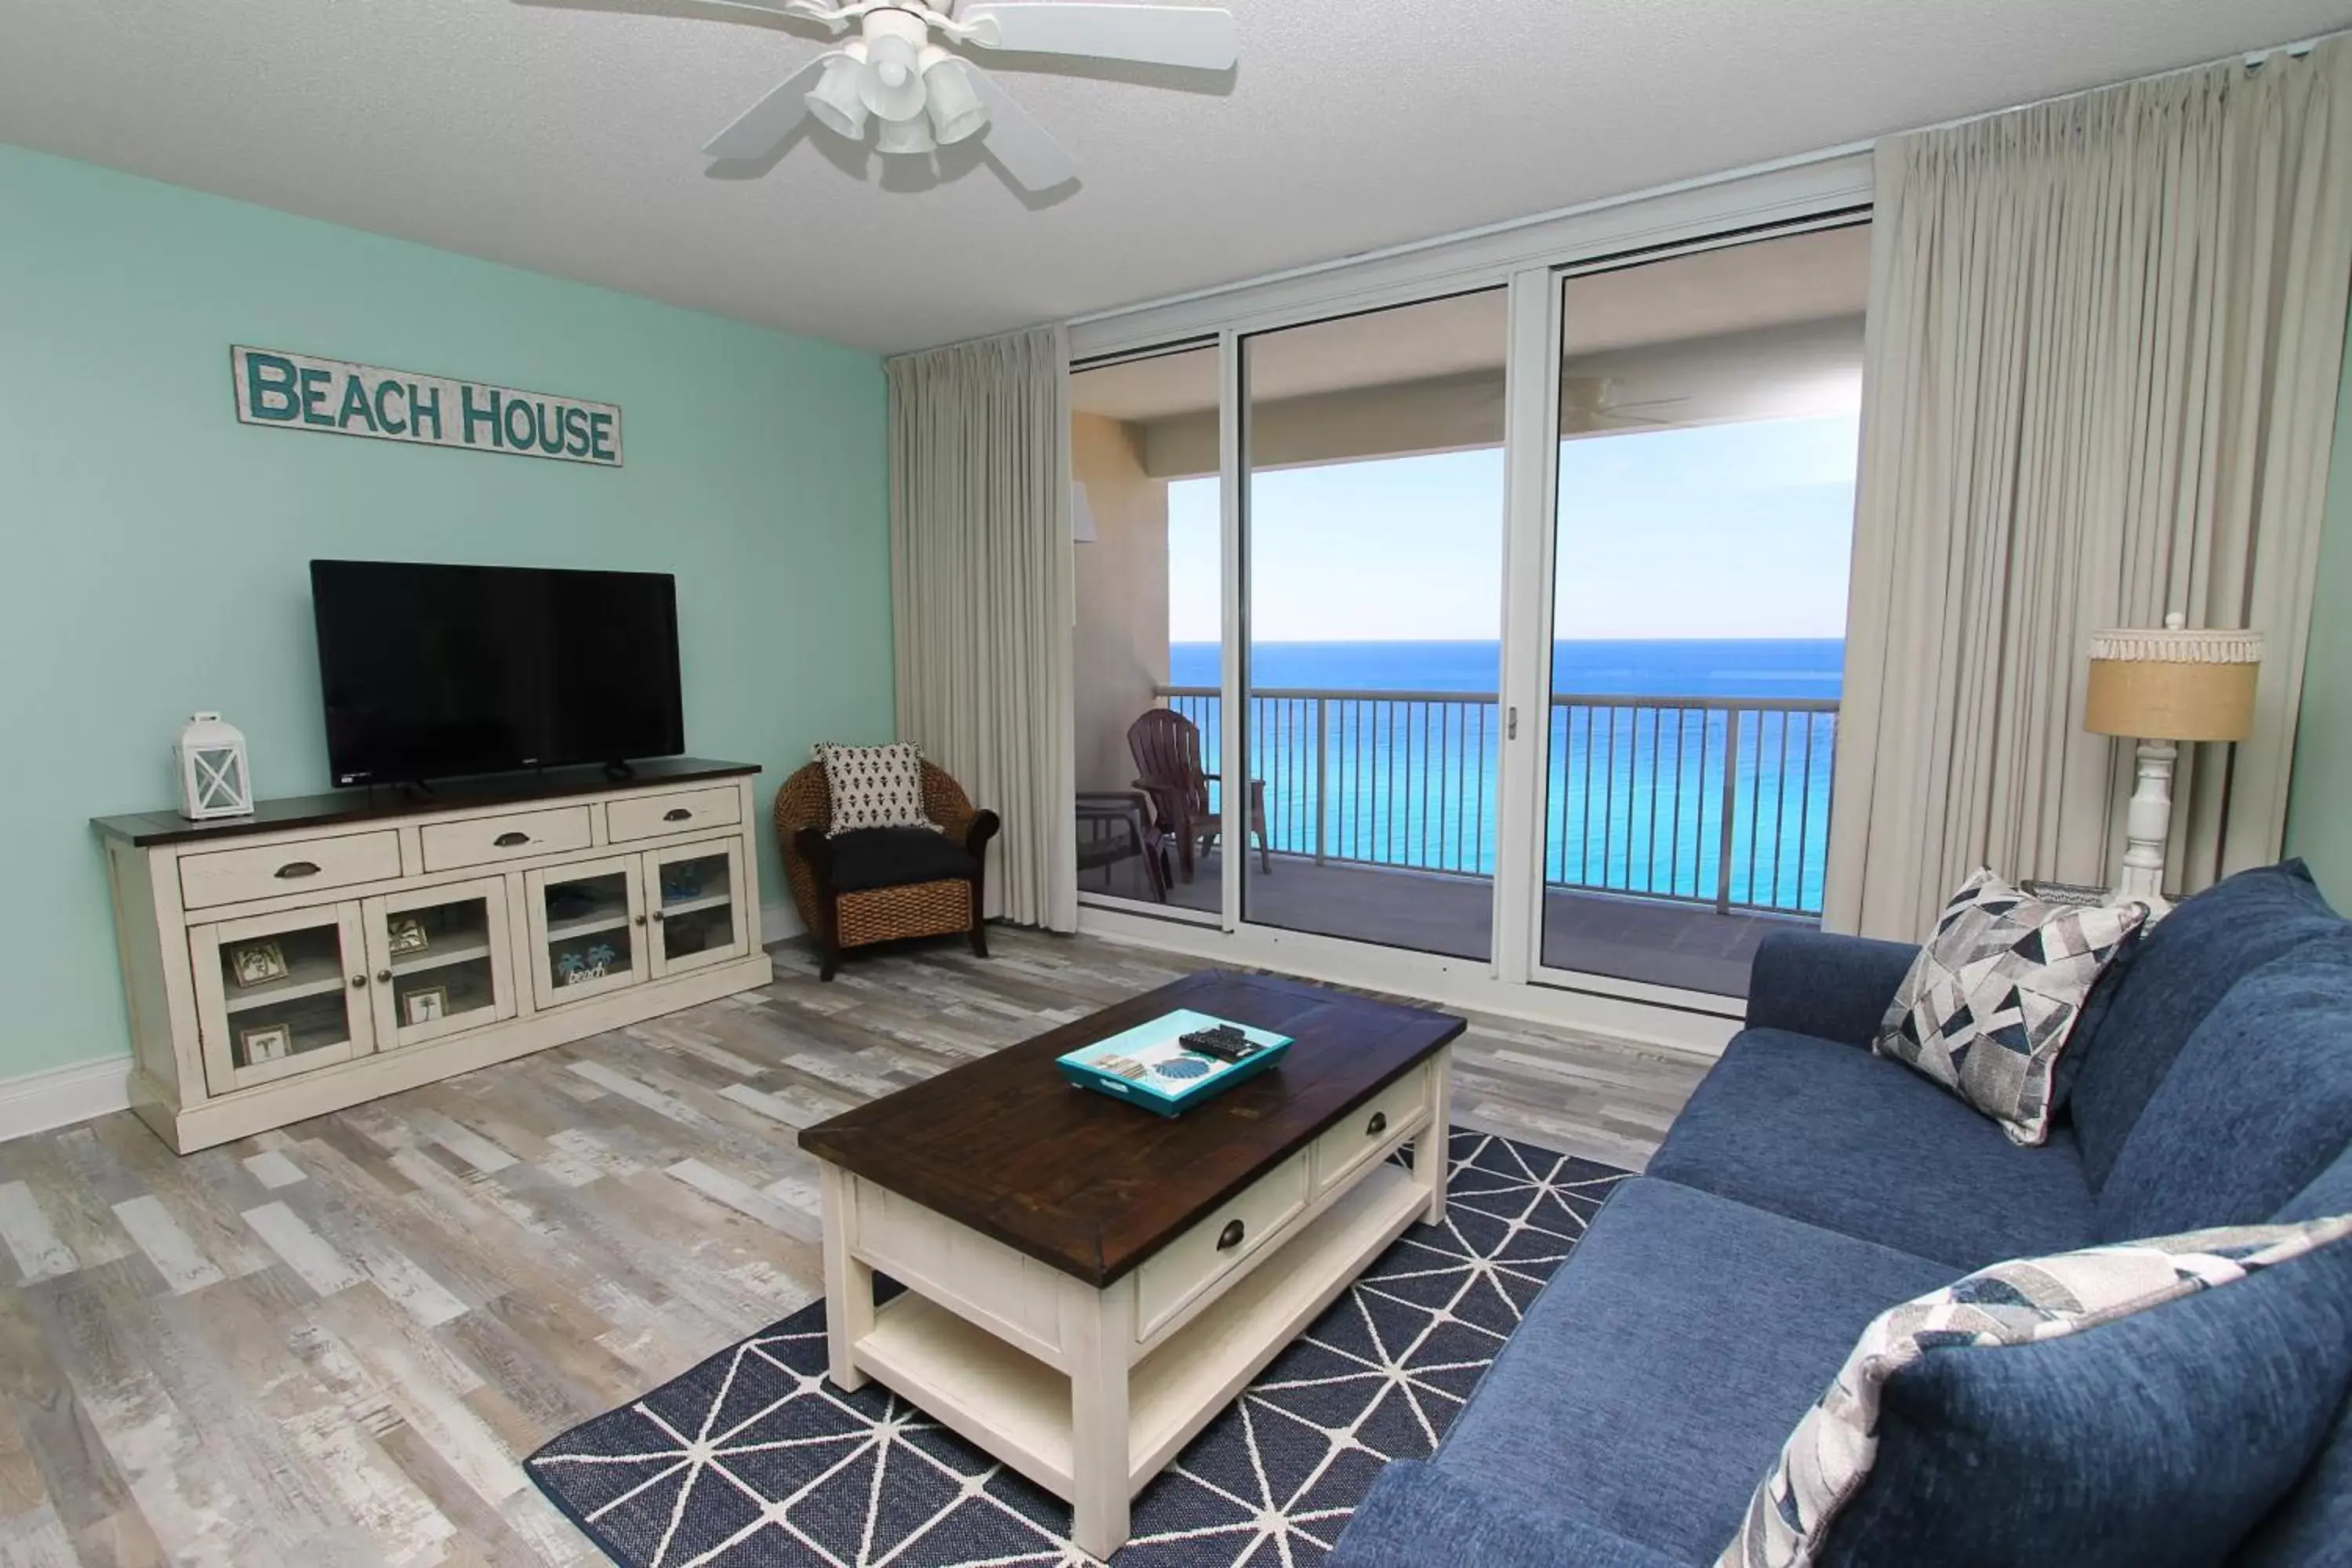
[800,970,1465,1287]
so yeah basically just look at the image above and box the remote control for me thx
[1181,1024,1260,1062]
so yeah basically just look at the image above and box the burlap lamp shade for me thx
[2082,614,2264,914]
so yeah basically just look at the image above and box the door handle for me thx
[651,910,666,923]
[662,808,692,822]
[376,969,393,985]
[275,861,321,879]
[350,974,368,989]
[1216,1219,1246,1251]
[1366,1111,1388,1138]
[493,831,532,848]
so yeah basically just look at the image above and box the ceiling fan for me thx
[677,1,1239,191]
[1562,377,1690,432]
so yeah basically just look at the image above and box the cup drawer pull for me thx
[493,831,533,848]
[1216,1219,1246,1252]
[663,808,693,822]
[275,861,321,879]
[1366,1110,1388,1138]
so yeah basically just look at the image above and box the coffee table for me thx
[800,970,1464,1559]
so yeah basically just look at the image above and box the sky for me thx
[1167,412,1861,643]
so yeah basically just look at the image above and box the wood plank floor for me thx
[0,931,1708,1567]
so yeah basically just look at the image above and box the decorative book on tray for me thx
[1056,1008,1293,1117]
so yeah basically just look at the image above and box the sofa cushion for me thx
[2231,1152,2352,1566]
[2095,941,2352,1241]
[1874,867,2146,1145]
[826,826,976,893]
[2065,860,2346,1190]
[1648,1029,2098,1269]
[1808,1219,2352,1568]
[1334,1462,1686,1568]
[1431,1177,1955,1565]
[1745,929,1922,1048]
[1724,1217,2352,1568]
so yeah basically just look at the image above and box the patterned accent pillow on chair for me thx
[1719,1215,2352,1568]
[813,743,936,837]
[1875,868,2147,1145]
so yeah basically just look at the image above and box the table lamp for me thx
[2084,613,2263,916]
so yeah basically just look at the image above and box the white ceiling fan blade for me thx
[962,67,1080,191]
[960,3,1237,70]
[704,53,840,161]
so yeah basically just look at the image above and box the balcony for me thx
[1081,685,1837,997]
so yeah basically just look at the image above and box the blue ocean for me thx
[1157,639,1843,914]
[1168,639,1845,700]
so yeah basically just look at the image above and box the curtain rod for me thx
[1063,27,2343,337]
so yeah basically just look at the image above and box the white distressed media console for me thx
[93,759,771,1153]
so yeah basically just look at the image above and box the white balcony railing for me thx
[1155,685,1837,917]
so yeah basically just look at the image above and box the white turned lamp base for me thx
[2107,739,2177,920]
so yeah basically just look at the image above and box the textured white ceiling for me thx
[2,0,2346,354]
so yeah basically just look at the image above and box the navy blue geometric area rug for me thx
[528,1131,1628,1567]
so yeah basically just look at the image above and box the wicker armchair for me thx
[774,760,1001,981]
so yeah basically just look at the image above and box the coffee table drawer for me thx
[1135,1152,1308,1340]
[1311,1064,1431,1196]
[420,806,594,871]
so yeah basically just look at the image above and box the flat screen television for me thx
[310,560,684,786]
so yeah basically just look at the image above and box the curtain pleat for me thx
[886,326,1079,932]
[1826,42,2352,939]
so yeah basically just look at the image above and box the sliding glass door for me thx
[1066,198,1877,1017]
[1069,343,1225,918]
[1534,224,1869,996]
[1239,290,1509,959]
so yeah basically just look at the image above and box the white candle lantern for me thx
[176,712,254,820]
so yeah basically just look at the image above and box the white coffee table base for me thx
[816,1049,1450,1560]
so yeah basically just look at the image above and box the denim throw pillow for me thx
[813,742,937,837]
[1875,869,2147,1145]
[1718,1216,2352,1568]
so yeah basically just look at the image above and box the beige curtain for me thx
[1825,41,2352,940]
[887,325,1079,932]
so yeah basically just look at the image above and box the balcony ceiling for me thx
[2,1,2344,355]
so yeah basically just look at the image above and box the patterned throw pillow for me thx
[1875,868,2146,1145]
[813,742,936,837]
[1718,1215,2352,1568]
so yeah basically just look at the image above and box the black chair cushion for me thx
[827,827,977,894]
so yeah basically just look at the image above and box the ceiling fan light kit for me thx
[605,0,1236,193]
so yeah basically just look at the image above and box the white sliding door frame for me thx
[1072,149,1875,1051]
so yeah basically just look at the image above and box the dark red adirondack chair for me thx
[1127,709,1272,882]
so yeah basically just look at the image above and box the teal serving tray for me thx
[1057,1009,1293,1117]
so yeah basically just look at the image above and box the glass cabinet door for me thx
[192,903,375,1095]
[644,839,750,978]
[524,857,647,1008]
[365,879,518,1047]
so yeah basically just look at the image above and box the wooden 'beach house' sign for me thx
[230,347,622,467]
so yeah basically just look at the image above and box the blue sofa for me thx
[1330,862,2352,1568]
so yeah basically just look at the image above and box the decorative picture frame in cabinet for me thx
[230,941,289,989]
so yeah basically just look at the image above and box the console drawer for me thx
[419,806,594,871]
[1134,1152,1308,1341]
[179,830,403,910]
[606,786,742,844]
[1311,1064,1431,1196]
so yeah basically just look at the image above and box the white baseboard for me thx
[760,900,803,943]
[0,1055,134,1145]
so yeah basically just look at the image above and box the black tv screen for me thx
[311,561,684,786]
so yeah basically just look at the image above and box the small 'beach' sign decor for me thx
[230,347,622,467]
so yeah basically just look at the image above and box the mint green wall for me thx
[0,143,892,1080]
[2286,308,2352,908]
